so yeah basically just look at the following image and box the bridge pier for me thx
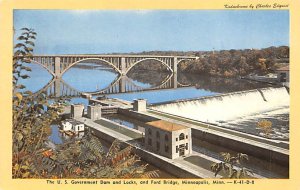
[119,76,126,93]
[120,57,126,75]
[173,57,178,74]
[54,78,61,97]
[54,57,61,78]
[171,72,178,88]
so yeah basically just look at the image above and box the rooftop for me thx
[146,120,188,132]
[63,119,84,125]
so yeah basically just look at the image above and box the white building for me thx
[61,119,73,131]
[145,120,192,159]
[61,119,85,133]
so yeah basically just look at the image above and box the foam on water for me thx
[151,87,289,124]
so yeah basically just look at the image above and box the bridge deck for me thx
[32,54,198,59]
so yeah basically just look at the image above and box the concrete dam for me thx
[150,87,289,124]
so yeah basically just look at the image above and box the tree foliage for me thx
[31,131,159,178]
[12,28,159,179]
[179,46,288,78]
[129,46,289,78]
[257,119,273,137]
[210,152,253,179]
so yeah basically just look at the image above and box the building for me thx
[133,99,147,112]
[70,104,84,119]
[61,119,85,133]
[276,65,289,83]
[145,120,192,159]
[87,104,102,121]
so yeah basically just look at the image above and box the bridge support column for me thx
[54,57,61,78]
[54,78,61,97]
[119,76,126,93]
[171,72,178,89]
[120,57,126,75]
[173,57,178,73]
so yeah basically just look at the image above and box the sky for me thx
[13,10,289,54]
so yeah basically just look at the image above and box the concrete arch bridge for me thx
[31,54,198,78]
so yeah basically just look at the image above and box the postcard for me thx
[0,0,299,189]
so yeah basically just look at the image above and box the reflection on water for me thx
[63,63,119,92]
[178,73,274,93]
[48,124,85,144]
[19,63,53,93]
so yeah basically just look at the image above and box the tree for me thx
[257,119,272,138]
[12,28,159,179]
[210,152,253,178]
[34,131,159,178]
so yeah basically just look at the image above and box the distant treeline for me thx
[131,46,289,78]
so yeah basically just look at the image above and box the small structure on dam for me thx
[145,120,192,159]
[70,104,84,119]
[133,99,147,112]
[87,104,102,121]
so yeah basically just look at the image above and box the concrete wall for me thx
[118,108,156,122]
[192,128,289,167]
[134,147,200,178]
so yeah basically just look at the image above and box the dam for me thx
[150,87,289,125]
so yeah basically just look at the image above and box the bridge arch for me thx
[31,60,56,78]
[177,57,197,66]
[124,58,173,75]
[60,58,122,76]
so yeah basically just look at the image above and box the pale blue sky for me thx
[13,10,289,54]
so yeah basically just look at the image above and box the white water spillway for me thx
[151,87,289,124]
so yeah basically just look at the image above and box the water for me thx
[151,87,289,123]
[151,87,289,139]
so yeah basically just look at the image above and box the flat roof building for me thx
[276,65,289,83]
[145,120,192,159]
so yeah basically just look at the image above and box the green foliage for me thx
[210,152,253,179]
[257,119,273,137]
[179,46,289,77]
[13,28,36,90]
[127,46,289,78]
[24,131,159,178]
